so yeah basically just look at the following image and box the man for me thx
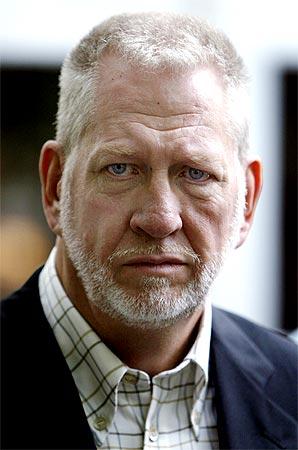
[1,12,297,450]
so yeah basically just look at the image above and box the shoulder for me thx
[1,268,51,346]
[1,269,42,316]
[1,267,68,381]
[212,307,297,385]
[211,308,297,448]
[213,306,296,352]
[212,307,297,418]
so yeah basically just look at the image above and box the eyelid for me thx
[180,166,211,182]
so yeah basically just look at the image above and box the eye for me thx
[107,163,129,176]
[183,167,210,182]
[105,163,140,179]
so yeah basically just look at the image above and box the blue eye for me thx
[187,167,209,181]
[107,164,128,175]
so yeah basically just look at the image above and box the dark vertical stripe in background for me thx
[281,70,298,331]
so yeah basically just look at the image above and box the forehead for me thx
[96,55,226,122]
[76,55,235,166]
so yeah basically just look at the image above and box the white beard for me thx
[59,160,246,329]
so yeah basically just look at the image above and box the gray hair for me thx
[56,12,250,161]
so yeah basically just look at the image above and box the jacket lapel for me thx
[210,307,296,449]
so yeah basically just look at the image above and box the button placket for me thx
[144,380,160,446]
[191,412,199,440]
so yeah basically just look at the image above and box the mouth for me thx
[122,255,188,275]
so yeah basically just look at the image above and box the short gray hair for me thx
[56,12,249,161]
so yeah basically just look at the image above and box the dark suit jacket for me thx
[1,270,297,450]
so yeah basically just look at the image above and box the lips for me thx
[118,254,191,280]
[121,256,189,279]
[123,255,187,266]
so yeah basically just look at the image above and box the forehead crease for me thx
[127,116,227,143]
[99,89,225,125]
[89,133,225,160]
[100,92,212,115]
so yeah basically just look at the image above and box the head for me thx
[56,12,250,162]
[40,12,262,329]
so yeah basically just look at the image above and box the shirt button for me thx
[123,373,138,384]
[93,415,107,431]
[149,427,158,442]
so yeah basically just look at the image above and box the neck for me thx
[55,239,204,377]
[89,307,203,377]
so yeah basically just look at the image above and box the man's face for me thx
[59,57,246,328]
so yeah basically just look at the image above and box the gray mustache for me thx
[107,244,200,265]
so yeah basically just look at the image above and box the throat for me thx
[88,305,203,377]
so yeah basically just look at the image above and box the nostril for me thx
[130,210,182,239]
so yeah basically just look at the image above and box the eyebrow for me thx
[88,141,226,169]
[183,153,223,166]
[91,143,137,159]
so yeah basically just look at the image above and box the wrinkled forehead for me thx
[63,54,239,168]
[95,54,226,119]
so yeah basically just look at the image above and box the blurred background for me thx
[1,0,297,332]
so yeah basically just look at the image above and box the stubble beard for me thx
[59,165,246,329]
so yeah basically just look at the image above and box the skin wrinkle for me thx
[105,66,219,98]
[129,123,203,133]
[95,61,230,141]
[88,162,227,202]
[98,104,227,135]
[86,112,229,163]
[87,144,227,179]
[93,116,232,169]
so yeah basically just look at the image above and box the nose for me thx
[130,181,182,239]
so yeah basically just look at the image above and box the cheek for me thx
[78,196,130,261]
[183,194,237,256]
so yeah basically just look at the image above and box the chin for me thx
[85,276,206,329]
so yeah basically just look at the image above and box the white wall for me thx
[2,0,297,328]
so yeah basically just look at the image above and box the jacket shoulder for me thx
[1,269,42,312]
[213,306,297,362]
[212,307,297,419]
[211,307,297,449]
[1,269,47,336]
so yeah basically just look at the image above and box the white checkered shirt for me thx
[39,248,219,449]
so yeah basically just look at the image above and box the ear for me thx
[236,158,263,248]
[39,140,63,236]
